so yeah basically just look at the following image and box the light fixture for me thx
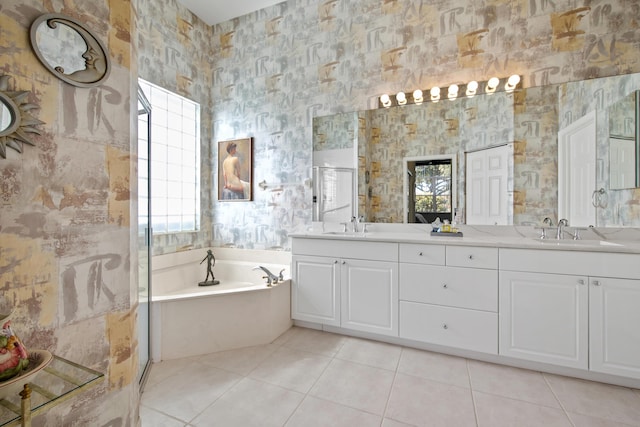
[505,74,520,92]
[396,91,407,105]
[413,89,423,104]
[466,80,478,97]
[447,84,459,101]
[486,77,500,94]
[380,93,391,107]
[430,86,440,102]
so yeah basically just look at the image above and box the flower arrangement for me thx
[0,321,29,382]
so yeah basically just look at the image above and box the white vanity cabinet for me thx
[399,244,499,354]
[590,277,640,379]
[291,238,399,336]
[500,249,640,378]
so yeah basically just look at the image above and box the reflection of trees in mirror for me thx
[0,75,44,159]
[410,160,452,223]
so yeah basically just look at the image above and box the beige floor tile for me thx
[141,363,241,423]
[281,327,347,357]
[191,377,304,427]
[382,418,417,427]
[473,391,572,427]
[545,374,640,425]
[309,358,395,416]
[248,346,332,393]
[140,405,186,427]
[270,325,300,346]
[285,396,381,427]
[335,337,402,371]
[197,343,278,375]
[567,411,638,427]
[397,348,470,388]
[468,360,560,408]
[145,356,201,388]
[385,372,476,427]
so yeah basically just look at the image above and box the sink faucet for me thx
[351,215,364,233]
[556,218,568,239]
[252,266,284,286]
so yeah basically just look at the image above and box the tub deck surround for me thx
[151,248,292,361]
[290,224,640,389]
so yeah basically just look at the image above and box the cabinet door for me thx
[341,259,398,336]
[499,271,588,369]
[590,277,640,379]
[292,255,340,326]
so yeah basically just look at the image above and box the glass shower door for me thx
[137,85,152,390]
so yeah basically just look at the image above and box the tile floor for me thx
[140,326,640,427]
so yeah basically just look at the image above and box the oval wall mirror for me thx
[30,13,110,88]
[0,75,44,159]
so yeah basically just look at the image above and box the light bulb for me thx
[466,80,478,97]
[396,91,407,105]
[448,84,459,100]
[505,74,520,92]
[380,94,391,107]
[430,86,440,102]
[413,89,423,104]
[486,77,500,93]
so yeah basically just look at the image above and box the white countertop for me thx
[289,223,640,254]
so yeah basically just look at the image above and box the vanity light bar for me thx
[378,75,522,108]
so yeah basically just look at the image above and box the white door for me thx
[558,111,596,226]
[341,259,398,336]
[466,145,510,225]
[292,255,340,326]
[590,277,640,379]
[499,271,588,369]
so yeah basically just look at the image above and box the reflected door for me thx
[466,145,510,225]
[137,85,152,390]
[313,167,355,222]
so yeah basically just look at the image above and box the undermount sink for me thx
[534,239,622,247]
[322,231,362,236]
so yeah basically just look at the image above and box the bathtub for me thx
[150,248,292,361]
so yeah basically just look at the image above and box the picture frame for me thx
[218,137,253,201]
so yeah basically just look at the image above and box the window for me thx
[138,79,200,234]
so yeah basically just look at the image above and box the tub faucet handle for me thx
[278,269,285,281]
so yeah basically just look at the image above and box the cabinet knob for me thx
[442,323,448,330]
[334,260,338,264]
[468,255,474,260]
[577,279,585,285]
[592,280,601,286]
[418,252,423,256]
[442,283,448,289]
[342,260,346,265]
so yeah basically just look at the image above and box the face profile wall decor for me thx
[218,138,253,202]
[30,13,111,88]
[0,75,44,159]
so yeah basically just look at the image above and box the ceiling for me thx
[178,0,285,26]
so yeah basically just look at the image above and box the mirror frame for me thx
[0,75,43,159]
[30,13,111,88]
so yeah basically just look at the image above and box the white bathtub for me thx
[150,248,292,361]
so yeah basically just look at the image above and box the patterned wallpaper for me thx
[208,0,640,250]
[0,0,137,424]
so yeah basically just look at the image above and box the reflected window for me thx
[138,79,200,234]
[409,159,452,223]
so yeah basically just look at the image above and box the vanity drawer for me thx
[400,264,497,312]
[446,246,498,269]
[400,301,498,354]
[399,243,445,265]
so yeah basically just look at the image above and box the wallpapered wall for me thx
[207,0,640,250]
[0,0,137,425]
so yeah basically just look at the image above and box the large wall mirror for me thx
[313,72,640,228]
[30,14,110,88]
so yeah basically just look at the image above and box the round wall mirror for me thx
[0,75,44,159]
[30,13,110,88]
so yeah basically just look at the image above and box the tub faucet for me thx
[253,266,284,286]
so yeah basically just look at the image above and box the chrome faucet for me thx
[252,266,284,286]
[556,218,568,239]
[351,215,364,233]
